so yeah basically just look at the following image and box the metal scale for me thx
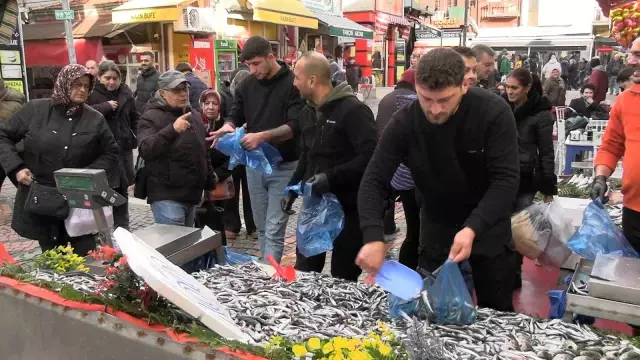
[566,254,640,326]
[53,168,225,272]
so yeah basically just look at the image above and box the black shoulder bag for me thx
[23,102,70,219]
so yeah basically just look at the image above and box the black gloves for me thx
[308,173,330,197]
[590,175,608,203]
[281,190,297,215]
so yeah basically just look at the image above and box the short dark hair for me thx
[617,67,634,83]
[581,83,596,93]
[242,36,272,60]
[589,57,601,68]
[140,51,154,61]
[452,46,477,60]
[471,44,495,57]
[415,48,466,89]
[98,60,121,78]
[508,68,532,88]
[238,53,245,63]
[175,62,192,73]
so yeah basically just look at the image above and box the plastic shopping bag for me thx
[215,127,282,174]
[567,200,639,260]
[426,259,477,325]
[224,247,258,265]
[289,182,345,258]
[64,207,114,237]
[388,293,419,319]
[511,202,574,267]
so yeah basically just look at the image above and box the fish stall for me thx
[1,227,640,360]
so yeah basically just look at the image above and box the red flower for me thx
[118,256,128,267]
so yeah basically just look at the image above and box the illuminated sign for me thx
[112,7,181,24]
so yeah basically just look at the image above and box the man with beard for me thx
[592,37,640,256]
[471,44,496,91]
[208,36,304,263]
[356,48,520,311]
[135,51,160,113]
[453,46,478,87]
[281,51,377,280]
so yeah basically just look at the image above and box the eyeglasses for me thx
[169,85,189,94]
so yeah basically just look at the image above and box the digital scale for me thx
[53,169,225,272]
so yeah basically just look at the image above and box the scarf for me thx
[199,89,222,127]
[51,64,95,116]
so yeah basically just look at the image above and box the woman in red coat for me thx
[588,58,609,103]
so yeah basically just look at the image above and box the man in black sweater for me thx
[356,48,520,311]
[281,51,377,280]
[208,36,305,263]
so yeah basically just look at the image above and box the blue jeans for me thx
[609,76,619,94]
[151,200,197,227]
[246,161,297,263]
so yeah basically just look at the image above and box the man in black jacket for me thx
[280,51,377,280]
[356,48,520,311]
[208,36,305,263]
[568,83,607,119]
[176,62,208,111]
[135,51,160,113]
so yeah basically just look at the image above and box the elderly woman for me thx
[87,60,138,230]
[0,64,120,256]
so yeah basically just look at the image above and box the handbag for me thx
[211,175,235,200]
[133,154,148,199]
[24,182,69,219]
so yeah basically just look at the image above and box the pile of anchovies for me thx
[29,264,640,360]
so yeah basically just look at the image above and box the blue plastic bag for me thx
[426,259,477,325]
[215,127,282,174]
[293,182,345,257]
[548,274,572,319]
[388,293,419,319]
[224,247,258,265]
[567,200,639,261]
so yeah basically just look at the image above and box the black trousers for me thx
[223,166,256,234]
[295,209,363,281]
[39,224,96,257]
[113,186,130,230]
[196,201,228,245]
[418,213,516,312]
[398,189,420,270]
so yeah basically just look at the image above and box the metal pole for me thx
[17,7,29,101]
[462,0,470,46]
[61,0,76,64]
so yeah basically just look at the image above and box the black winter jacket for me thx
[503,92,557,196]
[375,82,415,135]
[289,82,377,210]
[185,72,208,111]
[135,67,160,112]
[0,99,120,242]
[567,97,607,119]
[137,99,216,205]
[87,83,139,151]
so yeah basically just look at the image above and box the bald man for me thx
[85,60,98,77]
[280,51,378,280]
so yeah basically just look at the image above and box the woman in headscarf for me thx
[0,64,120,256]
[87,60,139,230]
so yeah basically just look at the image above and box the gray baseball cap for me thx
[158,70,188,90]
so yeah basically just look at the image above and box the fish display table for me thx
[566,256,640,326]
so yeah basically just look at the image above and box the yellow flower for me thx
[322,342,334,354]
[330,352,346,360]
[378,343,392,356]
[292,344,308,358]
[307,337,322,351]
[348,350,369,360]
[332,337,349,351]
[348,338,361,350]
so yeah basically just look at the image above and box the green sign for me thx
[329,27,373,40]
[55,10,75,21]
[215,39,237,50]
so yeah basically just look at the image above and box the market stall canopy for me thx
[24,38,105,67]
[111,0,193,24]
[247,0,318,29]
[314,11,373,39]
[22,18,136,41]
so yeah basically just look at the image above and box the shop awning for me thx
[314,11,373,39]
[247,0,318,29]
[112,0,191,24]
[24,38,105,67]
[22,18,136,41]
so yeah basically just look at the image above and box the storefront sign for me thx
[114,228,249,342]
[215,39,236,50]
[415,25,442,39]
[329,27,374,39]
[376,0,403,16]
[112,7,181,24]
[172,32,191,67]
[253,9,318,29]
[0,1,27,98]
[433,18,460,29]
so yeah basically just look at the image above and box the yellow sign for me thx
[253,9,318,29]
[434,19,457,26]
[5,80,23,94]
[0,50,21,65]
[172,32,191,67]
[112,7,180,24]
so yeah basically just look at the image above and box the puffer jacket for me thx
[135,67,160,112]
[87,83,139,151]
[503,92,557,196]
[0,87,24,121]
[185,72,208,111]
[375,81,415,134]
[137,94,216,205]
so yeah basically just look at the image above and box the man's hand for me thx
[173,112,192,133]
[16,168,33,186]
[590,175,608,203]
[308,173,330,197]
[585,97,594,105]
[280,190,298,215]
[206,123,235,146]
[240,132,267,150]
[449,227,475,263]
[108,100,118,111]
[356,241,387,275]
[543,195,554,203]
